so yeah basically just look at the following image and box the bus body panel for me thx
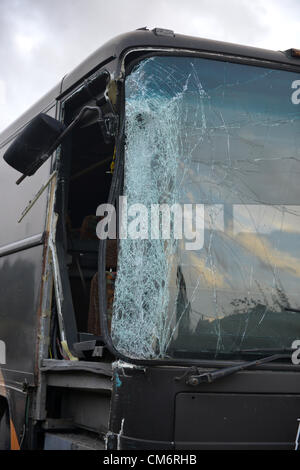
[0,102,58,448]
[1,28,300,450]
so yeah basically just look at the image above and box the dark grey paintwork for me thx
[1,28,300,450]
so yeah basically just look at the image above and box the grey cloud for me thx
[0,0,298,132]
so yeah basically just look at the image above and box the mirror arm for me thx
[16,106,104,185]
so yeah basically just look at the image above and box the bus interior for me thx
[52,93,118,362]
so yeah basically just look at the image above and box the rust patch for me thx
[0,369,20,450]
[10,419,20,450]
[0,368,7,398]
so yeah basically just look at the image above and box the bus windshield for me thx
[111,54,300,361]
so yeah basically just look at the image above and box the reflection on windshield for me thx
[112,55,300,360]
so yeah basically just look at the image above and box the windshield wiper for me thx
[285,307,300,313]
[235,347,293,354]
[181,353,290,386]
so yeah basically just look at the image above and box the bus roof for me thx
[62,27,300,94]
[1,27,299,145]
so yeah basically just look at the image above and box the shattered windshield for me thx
[111,54,300,360]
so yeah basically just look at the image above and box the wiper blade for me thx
[285,307,300,313]
[184,353,290,386]
[235,347,293,354]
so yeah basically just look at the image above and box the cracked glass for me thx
[111,55,300,360]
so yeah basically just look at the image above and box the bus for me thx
[1,27,300,450]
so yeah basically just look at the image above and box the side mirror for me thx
[3,113,65,183]
[4,105,116,185]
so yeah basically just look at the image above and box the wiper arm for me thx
[183,353,290,386]
[236,347,293,354]
[285,307,300,314]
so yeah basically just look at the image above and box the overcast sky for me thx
[0,0,300,132]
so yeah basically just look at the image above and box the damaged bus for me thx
[1,27,300,450]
